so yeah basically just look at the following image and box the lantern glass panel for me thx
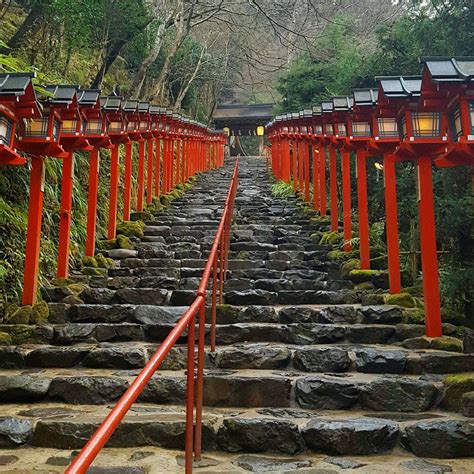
[52,120,60,141]
[165,124,170,132]
[411,112,441,138]
[109,121,122,133]
[139,120,148,131]
[352,121,371,137]
[61,119,78,134]
[282,126,289,133]
[127,120,137,131]
[300,126,307,133]
[325,124,333,135]
[24,117,49,138]
[315,125,323,134]
[469,102,474,135]
[377,117,398,138]
[450,108,463,141]
[400,117,407,140]
[86,119,102,135]
[337,123,346,136]
[0,116,13,146]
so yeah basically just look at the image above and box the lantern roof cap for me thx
[77,88,100,106]
[352,88,377,106]
[166,109,173,117]
[0,72,36,96]
[138,101,150,113]
[332,96,353,111]
[376,75,421,98]
[172,112,180,119]
[290,112,299,119]
[312,105,322,115]
[321,100,333,113]
[100,95,123,111]
[420,56,474,82]
[149,105,160,114]
[122,99,139,112]
[302,109,312,118]
[43,84,79,105]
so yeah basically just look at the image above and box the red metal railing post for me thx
[356,149,370,268]
[147,139,154,205]
[22,157,45,305]
[85,148,100,257]
[57,151,74,278]
[194,300,206,461]
[319,145,327,216]
[123,142,133,221]
[107,145,120,240]
[137,139,146,211]
[329,145,338,231]
[185,314,196,473]
[154,138,161,198]
[313,146,319,211]
[341,150,352,251]
[304,142,310,203]
[211,255,218,352]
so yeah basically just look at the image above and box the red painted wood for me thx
[341,150,352,251]
[356,150,370,268]
[329,146,338,231]
[107,145,120,240]
[123,142,133,221]
[85,149,100,257]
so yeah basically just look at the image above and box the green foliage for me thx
[271,180,294,198]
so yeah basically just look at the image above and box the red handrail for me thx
[66,158,239,474]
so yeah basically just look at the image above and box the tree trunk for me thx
[91,39,126,89]
[173,46,205,110]
[2,3,44,53]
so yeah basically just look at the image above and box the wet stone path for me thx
[0,156,473,472]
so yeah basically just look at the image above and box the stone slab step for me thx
[0,402,472,458]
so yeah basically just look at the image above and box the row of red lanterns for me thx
[0,73,227,306]
[266,57,474,338]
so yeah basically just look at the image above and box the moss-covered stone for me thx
[327,250,354,263]
[402,308,425,325]
[6,305,32,324]
[384,292,416,308]
[361,293,386,306]
[354,282,375,291]
[442,375,474,411]
[414,297,425,309]
[131,210,153,222]
[349,269,384,283]
[7,325,37,344]
[82,256,98,268]
[95,253,109,269]
[341,259,361,278]
[106,258,115,268]
[30,301,49,325]
[67,283,88,295]
[96,239,117,251]
[50,277,74,287]
[160,195,171,206]
[320,231,343,246]
[3,303,19,320]
[216,304,239,321]
[60,295,84,305]
[82,267,107,276]
[116,220,145,238]
[431,336,463,353]
[0,332,12,345]
[116,235,134,250]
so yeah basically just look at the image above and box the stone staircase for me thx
[0,156,473,472]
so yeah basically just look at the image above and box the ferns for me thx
[271,180,294,198]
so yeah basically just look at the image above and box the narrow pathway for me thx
[0,156,472,472]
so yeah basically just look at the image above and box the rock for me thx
[354,348,406,374]
[325,457,367,469]
[0,455,18,465]
[83,256,98,268]
[278,306,318,323]
[296,376,360,409]
[360,306,403,324]
[430,336,463,353]
[46,456,72,466]
[134,306,187,325]
[80,288,116,304]
[6,305,32,324]
[116,234,134,249]
[218,418,304,454]
[359,378,438,412]
[341,259,360,277]
[0,417,33,447]
[384,293,416,308]
[461,392,474,417]
[82,346,146,369]
[129,451,154,461]
[69,304,135,323]
[225,290,278,306]
[283,324,346,345]
[360,293,385,305]
[212,345,290,369]
[116,288,168,305]
[293,348,351,372]
[318,306,363,324]
[347,325,395,344]
[401,336,431,350]
[0,375,50,401]
[49,376,128,404]
[117,220,145,238]
[108,249,138,259]
[399,459,453,472]
[233,454,311,471]
[60,295,85,305]
[303,417,398,454]
[30,301,49,324]
[418,353,474,374]
[240,306,278,323]
[25,346,89,368]
[0,332,12,345]
[402,420,474,458]
[441,375,474,411]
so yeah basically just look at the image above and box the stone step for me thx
[0,369,472,415]
[0,341,471,375]
[0,402,472,459]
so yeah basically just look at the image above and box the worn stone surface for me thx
[0,417,33,447]
[218,418,304,454]
[325,457,367,469]
[233,454,312,471]
[0,375,50,402]
[293,348,351,372]
[302,417,399,455]
[211,345,290,369]
[399,459,453,473]
[354,348,406,374]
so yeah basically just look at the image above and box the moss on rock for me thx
[131,210,153,222]
[82,267,107,276]
[402,308,425,324]
[30,301,49,325]
[7,325,37,344]
[320,231,343,246]
[116,235,134,250]
[83,256,98,268]
[384,292,416,308]
[328,250,353,263]
[116,220,145,238]
[6,305,32,324]
[354,282,375,291]
[67,283,88,295]
[0,332,12,345]
[96,239,117,251]
[95,253,109,269]
[431,336,463,353]
[349,269,385,283]
[442,375,474,411]
[341,259,361,278]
